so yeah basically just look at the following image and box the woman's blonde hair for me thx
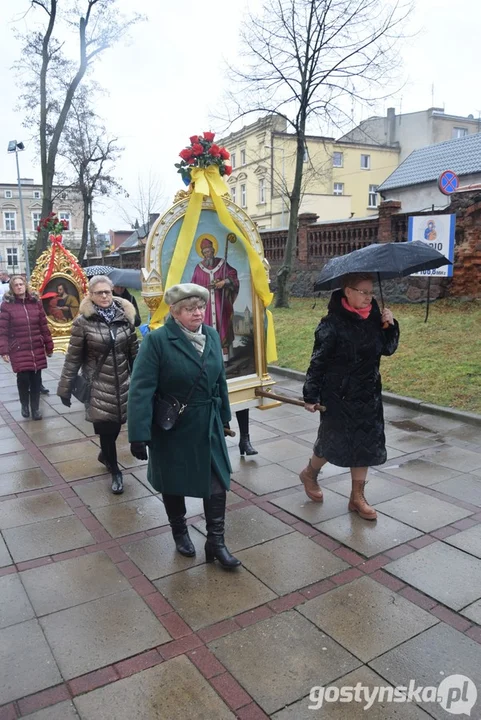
[88,275,113,293]
[8,275,28,294]
[341,273,374,290]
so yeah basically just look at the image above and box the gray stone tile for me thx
[384,431,441,453]
[24,701,80,720]
[40,588,170,679]
[155,564,276,630]
[1,452,39,472]
[430,475,481,507]
[74,475,152,508]
[385,541,481,610]
[272,487,350,523]
[209,611,360,715]
[43,438,99,463]
[123,527,207,580]
[0,534,13,566]
[315,512,422,558]
[232,462,301,495]
[245,423,280,441]
[22,416,85,446]
[90,496,169,538]
[194,505,292,552]
[237,532,349,594]
[280,455,348,479]
[0,467,52,496]
[74,656,235,719]
[0,573,35,628]
[266,415,319,434]
[64,410,96,436]
[227,450,273,474]
[0,491,73,530]
[325,474,412,503]
[461,599,481,624]
[0,436,25,454]
[0,619,62,705]
[383,404,419,421]
[272,666,433,719]
[374,491,472,532]
[294,429,318,444]
[21,551,130,615]
[444,524,481,559]
[5,401,58,422]
[449,424,481,444]
[0,426,15,440]
[4,516,95,563]
[299,575,438,662]
[53,455,110,482]
[255,438,310,462]
[116,445,148,469]
[411,413,465,433]
[251,405,300,422]
[424,445,481,473]
[381,458,462,486]
[369,624,481,720]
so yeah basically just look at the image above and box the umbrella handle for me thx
[382,321,389,330]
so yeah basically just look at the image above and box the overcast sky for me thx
[0,0,479,233]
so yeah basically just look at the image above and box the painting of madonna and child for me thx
[161,212,257,379]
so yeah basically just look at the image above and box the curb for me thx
[268,365,481,428]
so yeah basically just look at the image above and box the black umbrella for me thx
[313,241,452,323]
[83,266,141,290]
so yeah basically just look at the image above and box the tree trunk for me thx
[275,130,305,308]
[77,194,90,264]
[89,199,96,256]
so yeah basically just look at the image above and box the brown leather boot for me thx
[299,460,324,502]
[349,481,377,520]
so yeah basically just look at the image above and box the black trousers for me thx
[17,370,42,396]
[162,472,224,519]
[93,421,122,474]
[235,408,250,435]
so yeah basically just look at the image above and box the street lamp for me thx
[265,144,286,228]
[7,140,30,279]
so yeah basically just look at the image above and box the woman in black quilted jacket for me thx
[299,273,399,521]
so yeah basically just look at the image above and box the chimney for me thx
[387,108,396,145]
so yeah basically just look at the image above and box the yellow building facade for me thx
[218,116,399,229]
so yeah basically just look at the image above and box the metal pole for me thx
[15,151,30,279]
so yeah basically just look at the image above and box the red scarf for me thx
[341,296,371,319]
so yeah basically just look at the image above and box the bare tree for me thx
[60,89,123,263]
[226,0,410,306]
[15,0,142,258]
[118,170,166,230]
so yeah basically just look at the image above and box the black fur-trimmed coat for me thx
[303,290,399,468]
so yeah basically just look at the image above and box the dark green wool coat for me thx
[127,317,232,498]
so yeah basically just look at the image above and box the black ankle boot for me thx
[98,451,112,472]
[18,387,30,418]
[40,385,50,395]
[239,434,258,456]
[171,518,196,557]
[204,492,241,569]
[111,471,124,494]
[30,393,42,421]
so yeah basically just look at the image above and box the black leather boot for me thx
[18,387,30,418]
[30,393,42,421]
[204,492,241,569]
[239,434,258,456]
[111,471,124,494]
[163,494,195,557]
[40,385,50,395]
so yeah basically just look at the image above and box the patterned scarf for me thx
[175,320,206,355]
[96,302,117,324]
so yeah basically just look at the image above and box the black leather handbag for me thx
[72,335,114,405]
[153,354,207,431]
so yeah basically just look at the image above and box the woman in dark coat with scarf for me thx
[128,283,240,569]
[0,275,54,420]
[57,275,138,495]
[300,273,399,521]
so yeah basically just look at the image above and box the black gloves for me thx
[60,396,71,407]
[130,441,148,460]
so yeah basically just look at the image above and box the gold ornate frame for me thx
[142,195,277,409]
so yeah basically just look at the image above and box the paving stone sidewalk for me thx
[1,356,481,719]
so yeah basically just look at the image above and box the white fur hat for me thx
[164,283,209,306]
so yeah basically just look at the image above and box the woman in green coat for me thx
[128,283,240,569]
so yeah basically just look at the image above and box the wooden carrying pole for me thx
[255,388,326,412]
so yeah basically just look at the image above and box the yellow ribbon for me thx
[150,166,277,363]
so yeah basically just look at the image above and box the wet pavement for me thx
[0,355,481,718]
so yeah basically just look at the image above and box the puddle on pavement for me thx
[390,420,435,433]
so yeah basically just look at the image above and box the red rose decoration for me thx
[192,143,204,156]
[220,147,230,160]
[187,157,196,164]
[224,165,232,176]
[209,144,221,157]
[36,225,41,232]
[189,135,199,144]
[179,148,193,161]
[203,131,215,142]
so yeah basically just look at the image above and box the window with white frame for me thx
[368,184,379,207]
[231,186,236,204]
[33,190,41,199]
[333,152,343,167]
[259,177,266,204]
[333,182,344,196]
[32,212,42,231]
[4,189,13,199]
[4,212,16,231]
[59,212,70,229]
[6,247,18,267]
[231,152,236,170]
[240,183,247,207]
[240,148,246,166]
[360,154,370,170]
[452,127,468,139]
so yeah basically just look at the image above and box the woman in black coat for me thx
[300,273,399,521]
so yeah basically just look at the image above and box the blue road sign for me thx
[438,170,459,195]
